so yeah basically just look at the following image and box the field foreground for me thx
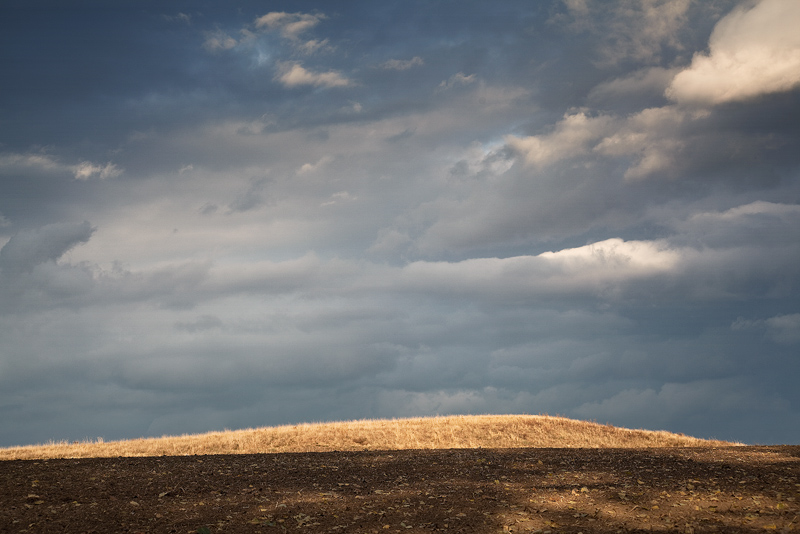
[1,445,798,533]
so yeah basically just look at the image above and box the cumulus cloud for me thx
[296,155,333,175]
[594,106,686,179]
[275,61,352,88]
[399,238,681,299]
[202,11,330,56]
[397,195,800,301]
[72,161,123,180]
[202,29,238,52]
[667,0,800,105]
[254,11,330,53]
[0,152,122,180]
[255,12,326,40]
[0,152,63,172]
[437,72,477,91]
[505,111,614,167]
[296,38,331,55]
[507,104,696,180]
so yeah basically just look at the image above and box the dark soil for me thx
[1,446,798,533]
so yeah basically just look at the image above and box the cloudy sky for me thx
[1,0,799,447]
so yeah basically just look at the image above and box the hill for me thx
[0,414,737,460]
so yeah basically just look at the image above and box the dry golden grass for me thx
[0,414,740,460]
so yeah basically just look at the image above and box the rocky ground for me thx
[1,446,798,533]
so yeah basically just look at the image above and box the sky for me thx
[1,0,799,448]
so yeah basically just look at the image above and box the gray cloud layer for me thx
[1,0,799,447]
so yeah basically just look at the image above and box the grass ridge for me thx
[0,414,740,460]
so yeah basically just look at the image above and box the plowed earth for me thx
[1,446,798,533]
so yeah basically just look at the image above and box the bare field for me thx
[0,414,738,460]
[2,444,799,533]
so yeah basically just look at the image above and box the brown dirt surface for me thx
[1,445,798,533]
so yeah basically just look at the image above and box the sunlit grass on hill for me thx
[0,414,740,460]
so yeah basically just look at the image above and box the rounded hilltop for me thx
[0,414,739,460]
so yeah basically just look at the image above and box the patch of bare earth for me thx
[1,445,798,533]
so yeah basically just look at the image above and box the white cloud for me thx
[399,238,681,299]
[296,38,331,54]
[72,161,123,180]
[667,0,800,105]
[538,237,681,275]
[202,29,238,52]
[509,105,688,179]
[505,111,614,167]
[0,152,122,180]
[437,72,477,91]
[594,106,686,179]
[398,195,800,301]
[0,151,64,172]
[255,12,326,40]
[275,62,352,88]
[296,155,333,175]
[254,11,330,53]
[200,11,330,61]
